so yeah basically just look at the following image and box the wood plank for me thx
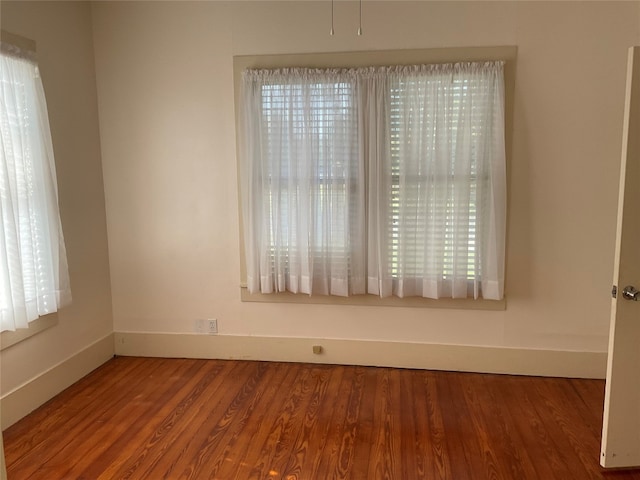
[293,364,347,479]
[6,357,182,479]
[230,363,329,479]
[4,357,640,480]
[3,356,134,463]
[418,370,452,479]
[116,360,257,479]
[64,358,209,479]
[344,365,379,479]
[86,358,233,479]
[479,374,542,479]
[366,367,402,479]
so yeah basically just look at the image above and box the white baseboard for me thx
[114,332,607,380]
[1,333,114,430]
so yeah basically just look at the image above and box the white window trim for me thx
[234,46,516,310]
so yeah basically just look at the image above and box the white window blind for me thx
[0,43,71,332]
[241,62,505,300]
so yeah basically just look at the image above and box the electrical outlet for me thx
[207,318,218,334]
[195,318,218,334]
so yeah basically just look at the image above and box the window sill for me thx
[240,287,505,311]
[0,314,58,351]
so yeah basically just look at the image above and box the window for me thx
[236,49,511,303]
[0,39,71,333]
[379,66,506,299]
[243,71,364,297]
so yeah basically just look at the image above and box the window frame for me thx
[234,46,516,310]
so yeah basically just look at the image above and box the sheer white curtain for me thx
[241,69,366,296]
[241,62,505,300]
[0,45,71,332]
[367,63,506,300]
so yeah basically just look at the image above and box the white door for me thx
[601,46,640,469]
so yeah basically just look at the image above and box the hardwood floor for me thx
[3,356,640,479]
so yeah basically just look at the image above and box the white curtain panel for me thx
[367,63,506,300]
[0,46,71,332]
[241,69,366,296]
[241,62,505,300]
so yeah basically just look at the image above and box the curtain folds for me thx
[241,62,505,300]
[241,69,366,296]
[0,48,71,332]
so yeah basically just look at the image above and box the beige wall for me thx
[0,2,113,396]
[90,1,639,355]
